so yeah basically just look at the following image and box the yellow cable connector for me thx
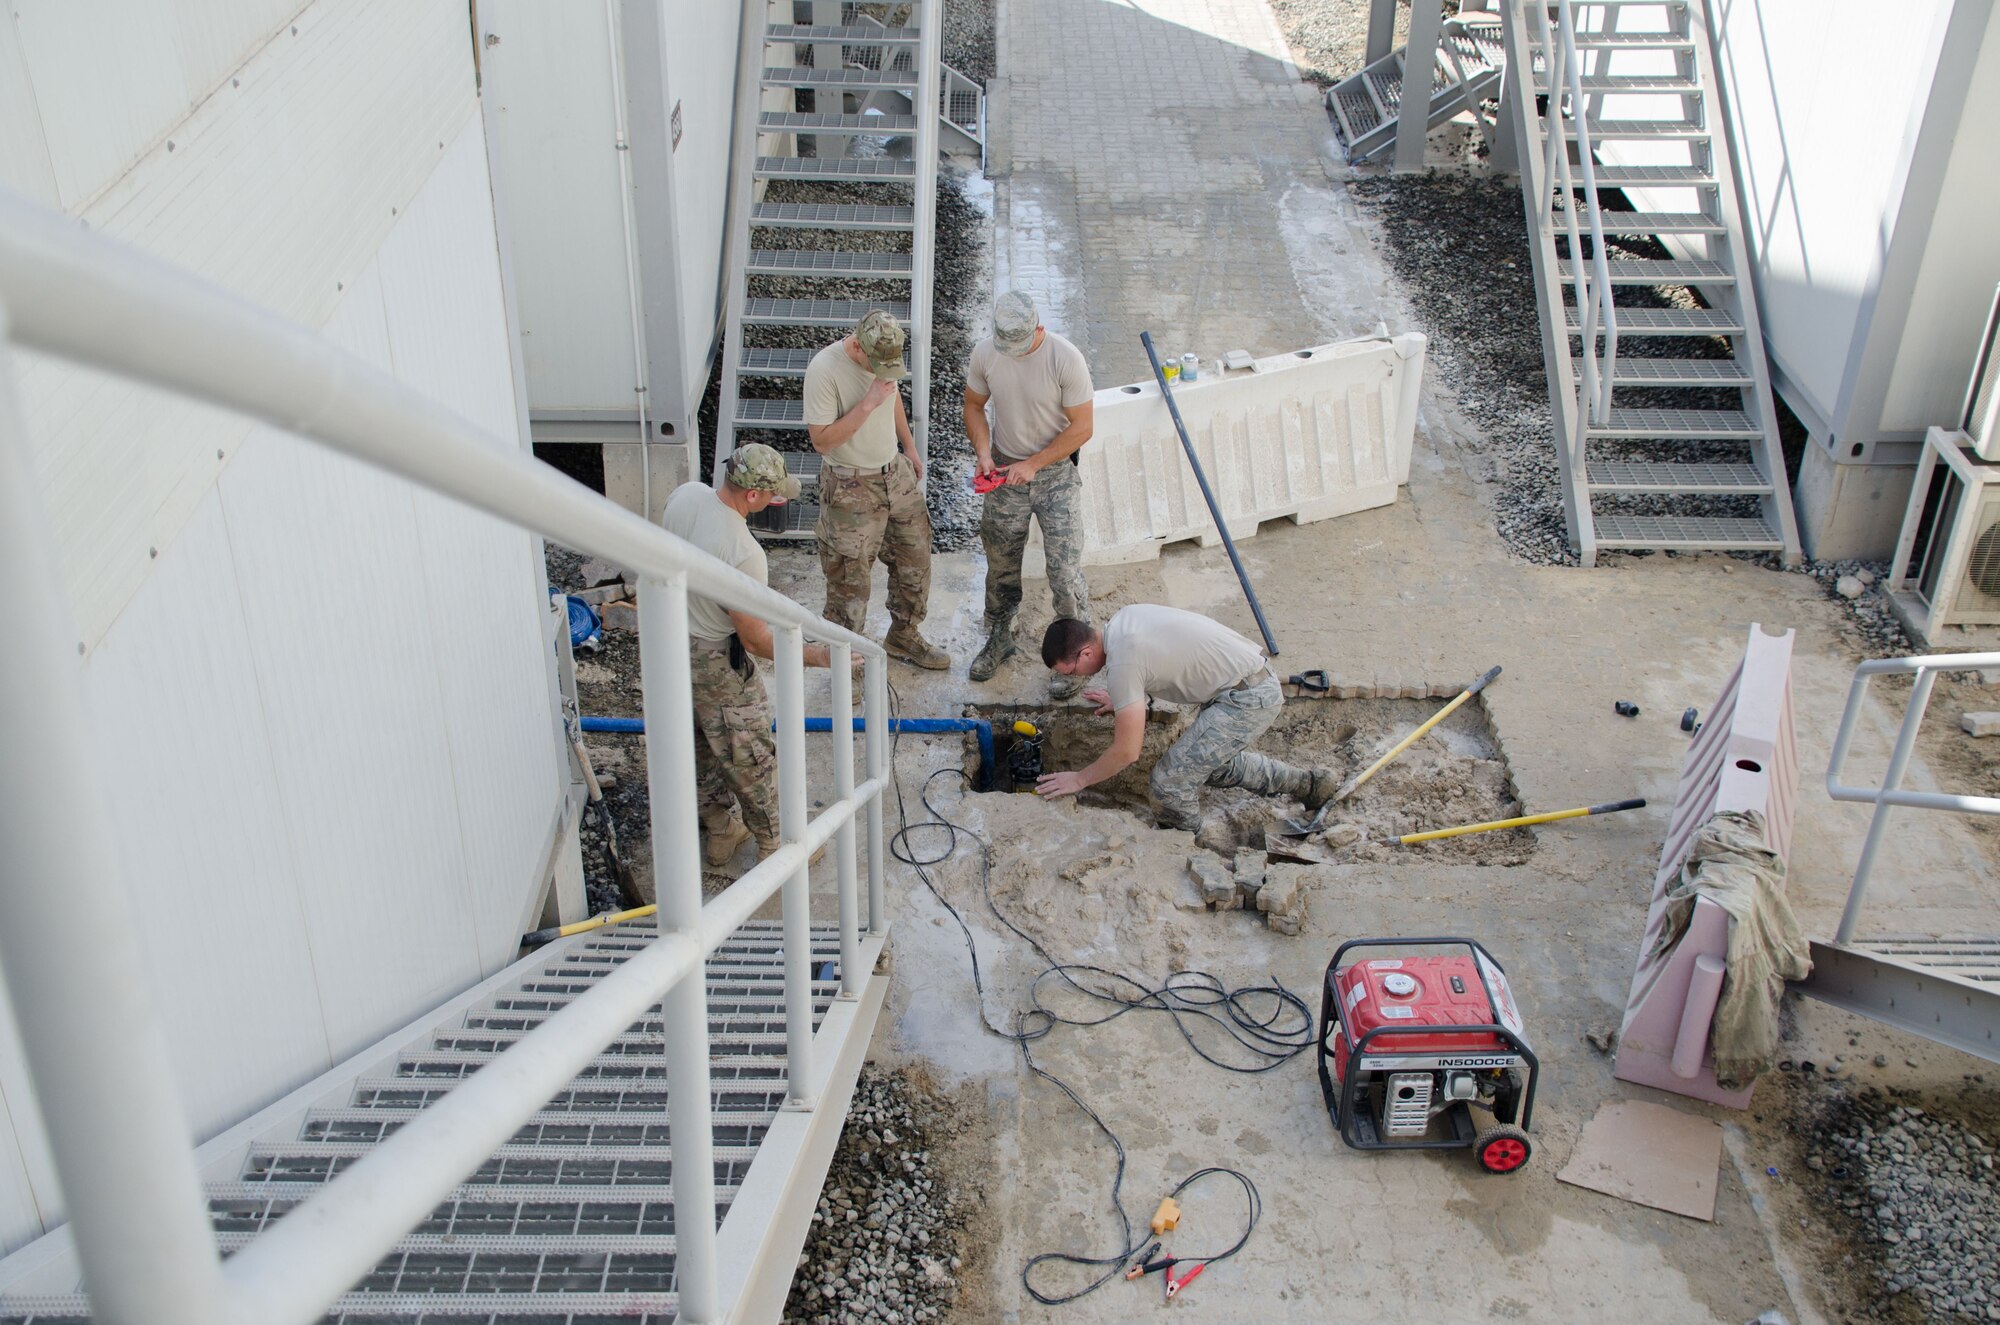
[1150,1196,1181,1235]
[1011,719,1040,737]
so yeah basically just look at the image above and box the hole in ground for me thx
[965,694,1532,866]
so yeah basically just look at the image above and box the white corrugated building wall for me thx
[0,0,570,1255]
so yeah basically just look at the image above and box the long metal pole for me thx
[1835,668,1939,944]
[0,311,231,1325]
[864,652,888,935]
[830,643,861,1000]
[1139,331,1279,655]
[636,574,719,1323]
[774,625,816,1105]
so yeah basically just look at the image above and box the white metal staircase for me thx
[1327,11,1506,162]
[716,1,969,540]
[1501,0,1802,566]
[0,922,888,1323]
[0,181,899,1325]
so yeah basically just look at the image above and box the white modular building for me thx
[0,0,572,1255]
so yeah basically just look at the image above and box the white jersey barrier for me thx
[1024,332,1426,576]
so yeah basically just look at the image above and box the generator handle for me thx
[1326,935,1507,977]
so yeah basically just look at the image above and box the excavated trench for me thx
[964,693,1534,866]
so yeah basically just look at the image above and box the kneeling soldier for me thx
[1035,606,1334,831]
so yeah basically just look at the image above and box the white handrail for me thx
[0,182,889,1325]
[1824,651,2000,944]
[1532,0,1621,429]
[909,0,943,476]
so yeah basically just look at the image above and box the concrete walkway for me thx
[756,1,2000,1321]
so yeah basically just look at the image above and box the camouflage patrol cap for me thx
[991,291,1039,356]
[725,443,801,501]
[855,309,908,382]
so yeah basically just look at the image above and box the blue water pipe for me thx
[577,714,996,791]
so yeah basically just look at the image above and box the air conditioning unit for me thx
[1885,294,2000,645]
[1886,427,2000,644]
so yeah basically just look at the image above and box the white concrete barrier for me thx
[1023,332,1426,575]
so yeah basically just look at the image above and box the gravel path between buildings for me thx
[782,1069,980,1325]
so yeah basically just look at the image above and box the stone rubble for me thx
[781,1070,971,1325]
[1807,1089,2000,1321]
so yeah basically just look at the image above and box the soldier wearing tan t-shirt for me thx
[662,444,842,869]
[804,309,948,671]
[964,291,1095,698]
[1035,606,1334,832]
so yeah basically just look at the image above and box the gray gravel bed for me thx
[1267,0,1441,87]
[782,1070,971,1325]
[1801,1084,2000,1321]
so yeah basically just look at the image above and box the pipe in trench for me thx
[578,715,996,791]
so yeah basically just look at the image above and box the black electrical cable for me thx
[876,682,1300,1304]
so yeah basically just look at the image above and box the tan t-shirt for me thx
[1100,604,1267,711]
[966,330,1094,462]
[661,482,768,641]
[804,339,900,469]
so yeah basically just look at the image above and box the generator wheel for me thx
[1474,1125,1531,1174]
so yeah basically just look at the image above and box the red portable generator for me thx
[1317,937,1539,1173]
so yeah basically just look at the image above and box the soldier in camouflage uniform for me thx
[805,310,949,670]
[964,292,1096,698]
[662,443,840,868]
[1034,608,1334,832]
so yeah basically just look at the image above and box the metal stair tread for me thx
[753,156,916,181]
[1553,207,1725,234]
[742,297,910,325]
[215,1229,680,1255]
[1582,407,1760,438]
[245,1138,759,1163]
[745,249,912,277]
[1561,306,1742,334]
[767,23,920,43]
[1568,32,1696,47]
[1586,461,1771,493]
[750,202,914,230]
[3,1295,682,1323]
[1591,515,1783,549]
[1532,73,1700,91]
[762,66,916,89]
[1565,118,1709,139]
[1557,258,1732,284]
[348,1080,789,1111]
[1606,357,1753,385]
[1569,164,1715,186]
[759,111,920,135]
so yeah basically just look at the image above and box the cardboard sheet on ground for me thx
[1556,1100,1723,1221]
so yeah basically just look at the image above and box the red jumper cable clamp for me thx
[1165,1260,1206,1302]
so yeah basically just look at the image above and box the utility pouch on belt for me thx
[728,633,749,676]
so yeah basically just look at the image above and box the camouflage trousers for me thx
[979,459,1090,628]
[817,453,932,635]
[691,637,779,845]
[1149,672,1312,830]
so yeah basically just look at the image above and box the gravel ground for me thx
[1266,0,1441,86]
[782,1069,977,1325]
[1793,1080,2000,1322]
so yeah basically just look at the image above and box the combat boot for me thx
[969,618,1017,681]
[702,817,751,867]
[885,626,950,670]
[1299,767,1339,811]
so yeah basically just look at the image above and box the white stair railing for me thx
[1825,651,2000,944]
[0,185,889,1325]
[1530,0,1620,429]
